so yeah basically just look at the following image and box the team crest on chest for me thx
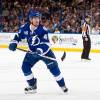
[24,31,28,35]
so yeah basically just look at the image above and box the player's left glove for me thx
[36,44,50,55]
[36,48,43,55]
[17,48,42,58]
[30,48,43,58]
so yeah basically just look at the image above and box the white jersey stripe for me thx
[25,73,34,80]
[55,74,63,81]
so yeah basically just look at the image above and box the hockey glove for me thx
[36,48,43,55]
[29,48,43,58]
[9,40,18,51]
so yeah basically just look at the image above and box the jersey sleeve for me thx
[13,25,26,43]
[36,26,50,55]
[42,26,49,42]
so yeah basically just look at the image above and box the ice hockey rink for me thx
[0,48,100,100]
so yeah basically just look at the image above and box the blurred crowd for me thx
[0,0,100,34]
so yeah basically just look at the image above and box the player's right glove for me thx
[9,40,18,51]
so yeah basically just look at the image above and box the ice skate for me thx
[61,86,68,93]
[24,79,37,94]
[81,58,91,62]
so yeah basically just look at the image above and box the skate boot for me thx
[61,86,68,93]
[24,79,37,94]
[81,58,91,61]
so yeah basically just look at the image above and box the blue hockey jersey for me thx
[13,22,50,55]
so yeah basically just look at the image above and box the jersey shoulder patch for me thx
[43,26,48,31]
[20,22,29,28]
[19,22,29,34]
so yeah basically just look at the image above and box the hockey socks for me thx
[56,77,68,93]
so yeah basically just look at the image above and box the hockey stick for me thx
[61,51,66,61]
[17,48,57,61]
[17,48,66,61]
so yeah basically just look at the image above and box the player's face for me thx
[31,17,40,27]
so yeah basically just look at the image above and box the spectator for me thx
[54,28,60,34]
[92,23,100,34]
[0,0,99,33]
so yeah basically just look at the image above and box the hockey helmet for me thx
[28,10,41,20]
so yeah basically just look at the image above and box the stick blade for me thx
[61,52,66,61]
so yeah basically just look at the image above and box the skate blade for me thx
[63,91,69,95]
[25,90,37,94]
[81,59,91,62]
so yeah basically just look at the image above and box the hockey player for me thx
[9,10,68,94]
[81,17,91,60]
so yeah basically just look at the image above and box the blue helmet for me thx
[28,10,41,20]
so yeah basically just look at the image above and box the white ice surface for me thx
[0,49,100,100]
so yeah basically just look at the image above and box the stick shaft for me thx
[17,48,57,61]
